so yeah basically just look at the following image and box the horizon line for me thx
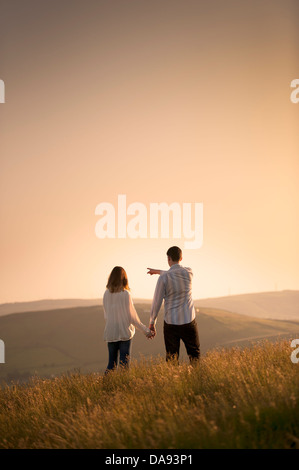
[0,288,298,307]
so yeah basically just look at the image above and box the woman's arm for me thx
[103,290,108,319]
[126,291,151,336]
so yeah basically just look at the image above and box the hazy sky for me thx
[0,0,298,303]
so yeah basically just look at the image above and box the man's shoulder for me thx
[165,265,193,279]
[157,271,167,285]
[183,266,193,274]
[176,265,193,275]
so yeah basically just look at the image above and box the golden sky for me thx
[0,0,298,303]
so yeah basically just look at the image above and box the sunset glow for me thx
[0,0,298,303]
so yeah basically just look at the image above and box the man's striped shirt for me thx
[149,264,196,326]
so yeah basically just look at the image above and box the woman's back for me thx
[103,289,149,342]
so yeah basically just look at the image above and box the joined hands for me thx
[147,324,156,340]
[145,324,156,340]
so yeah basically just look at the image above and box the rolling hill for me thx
[0,290,298,321]
[0,303,298,384]
[194,290,299,321]
[0,299,101,317]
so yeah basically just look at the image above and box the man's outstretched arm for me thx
[147,268,166,275]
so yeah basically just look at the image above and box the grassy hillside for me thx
[0,340,298,449]
[0,305,298,384]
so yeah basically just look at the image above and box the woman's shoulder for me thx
[118,289,132,301]
[121,289,131,296]
[104,288,130,296]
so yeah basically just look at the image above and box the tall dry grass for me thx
[0,339,298,448]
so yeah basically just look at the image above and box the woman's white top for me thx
[103,289,150,342]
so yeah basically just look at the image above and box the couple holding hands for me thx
[103,246,200,373]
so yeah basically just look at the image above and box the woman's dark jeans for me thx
[105,339,132,373]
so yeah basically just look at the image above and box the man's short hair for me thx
[166,246,182,262]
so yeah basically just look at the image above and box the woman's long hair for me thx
[106,266,130,293]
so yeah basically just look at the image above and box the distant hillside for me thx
[1,290,298,321]
[0,299,101,317]
[0,304,298,384]
[195,290,299,321]
[0,298,152,317]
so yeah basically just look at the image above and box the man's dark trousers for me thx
[163,319,200,363]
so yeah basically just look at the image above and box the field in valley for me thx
[0,340,298,449]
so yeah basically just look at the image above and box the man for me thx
[147,246,200,363]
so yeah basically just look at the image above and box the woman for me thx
[103,266,152,373]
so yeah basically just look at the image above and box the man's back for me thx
[150,264,196,325]
[148,247,200,363]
